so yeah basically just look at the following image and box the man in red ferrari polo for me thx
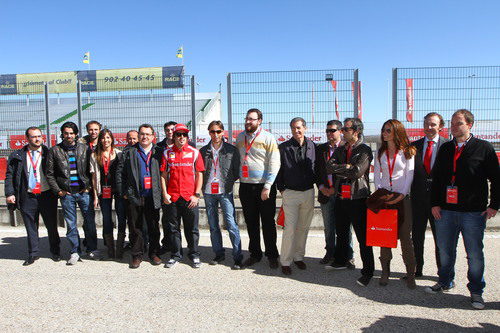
[160,124,205,268]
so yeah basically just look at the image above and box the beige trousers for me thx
[280,188,315,266]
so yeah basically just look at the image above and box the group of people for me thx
[4,108,498,310]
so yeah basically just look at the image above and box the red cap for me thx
[174,123,190,133]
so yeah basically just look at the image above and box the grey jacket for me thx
[199,141,240,194]
[326,137,373,200]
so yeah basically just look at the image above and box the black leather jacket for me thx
[326,138,373,200]
[46,141,91,195]
[199,141,240,193]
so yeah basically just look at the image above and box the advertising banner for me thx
[406,78,414,123]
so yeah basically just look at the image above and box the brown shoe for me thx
[150,255,162,266]
[293,261,307,270]
[281,266,292,275]
[130,255,142,269]
[268,258,279,269]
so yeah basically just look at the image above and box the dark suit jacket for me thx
[4,145,50,209]
[315,142,342,204]
[410,136,448,203]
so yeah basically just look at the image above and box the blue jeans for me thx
[435,210,486,295]
[100,196,127,235]
[321,195,353,260]
[60,192,97,254]
[204,192,243,262]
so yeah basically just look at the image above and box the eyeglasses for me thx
[341,127,353,132]
[209,130,223,134]
[326,129,338,133]
[381,128,392,133]
[174,132,188,137]
[245,117,259,122]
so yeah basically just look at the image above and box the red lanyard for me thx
[27,150,42,178]
[101,149,114,182]
[212,149,220,178]
[138,149,152,173]
[244,128,262,162]
[346,145,353,162]
[386,149,398,188]
[451,143,465,184]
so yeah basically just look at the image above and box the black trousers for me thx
[166,197,200,260]
[334,198,374,277]
[411,196,440,274]
[160,203,175,251]
[127,196,160,258]
[19,190,60,257]
[239,183,279,260]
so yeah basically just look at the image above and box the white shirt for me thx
[26,147,50,192]
[422,135,439,170]
[374,150,415,195]
[204,143,225,194]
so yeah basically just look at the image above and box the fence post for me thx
[44,83,51,148]
[392,68,398,119]
[77,80,83,133]
[191,76,196,143]
[227,73,233,144]
[353,69,359,118]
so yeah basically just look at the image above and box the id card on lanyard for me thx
[211,150,220,194]
[447,142,465,204]
[139,149,153,190]
[242,128,261,178]
[27,150,42,194]
[386,150,398,191]
[102,151,113,198]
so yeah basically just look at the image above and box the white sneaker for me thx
[165,258,178,268]
[192,258,201,268]
[471,294,485,310]
[66,253,80,266]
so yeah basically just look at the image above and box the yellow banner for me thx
[96,67,163,91]
[17,71,77,94]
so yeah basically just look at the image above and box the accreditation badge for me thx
[144,176,152,190]
[242,165,249,178]
[102,186,112,199]
[341,184,351,199]
[32,182,41,194]
[211,180,220,194]
[446,186,458,204]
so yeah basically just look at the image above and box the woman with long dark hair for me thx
[90,129,126,259]
[373,119,417,288]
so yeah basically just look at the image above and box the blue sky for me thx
[1,0,499,130]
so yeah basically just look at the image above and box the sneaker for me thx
[424,281,456,294]
[209,255,225,265]
[356,275,372,287]
[164,258,178,268]
[471,294,485,310]
[66,253,80,266]
[232,261,243,270]
[319,255,333,265]
[346,260,356,270]
[325,262,347,271]
[192,258,202,269]
[87,250,103,261]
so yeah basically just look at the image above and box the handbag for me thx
[366,209,398,248]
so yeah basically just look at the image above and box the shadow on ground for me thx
[360,316,499,332]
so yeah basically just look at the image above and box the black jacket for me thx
[410,136,448,203]
[431,136,499,212]
[276,137,316,192]
[46,142,91,195]
[315,142,343,204]
[326,138,373,200]
[199,141,240,194]
[116,143,163,209]
[4,145,50,209]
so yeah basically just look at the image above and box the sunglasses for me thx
[326,129,338,133]
[381,128,392,133]
[209,130,223,134]
[174,132,188,137]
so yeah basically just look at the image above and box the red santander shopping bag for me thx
[366,209,398,248]
[276,206,285,228]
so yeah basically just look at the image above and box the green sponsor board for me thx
[17,71,76,94]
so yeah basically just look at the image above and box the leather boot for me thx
[115,232,126,259]
[379,258,391,286]
[104,234,115,259]
[401,235,417,289]
[405,265,416,289]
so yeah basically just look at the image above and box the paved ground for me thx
[0,227,498,332]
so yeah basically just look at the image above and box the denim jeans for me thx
[60,192,97,254]
[435,210,486,295]
[100,195,127,235]
[204,192,243,262]
[321,195,354,261]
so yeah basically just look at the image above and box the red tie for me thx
[423,141,434,175]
